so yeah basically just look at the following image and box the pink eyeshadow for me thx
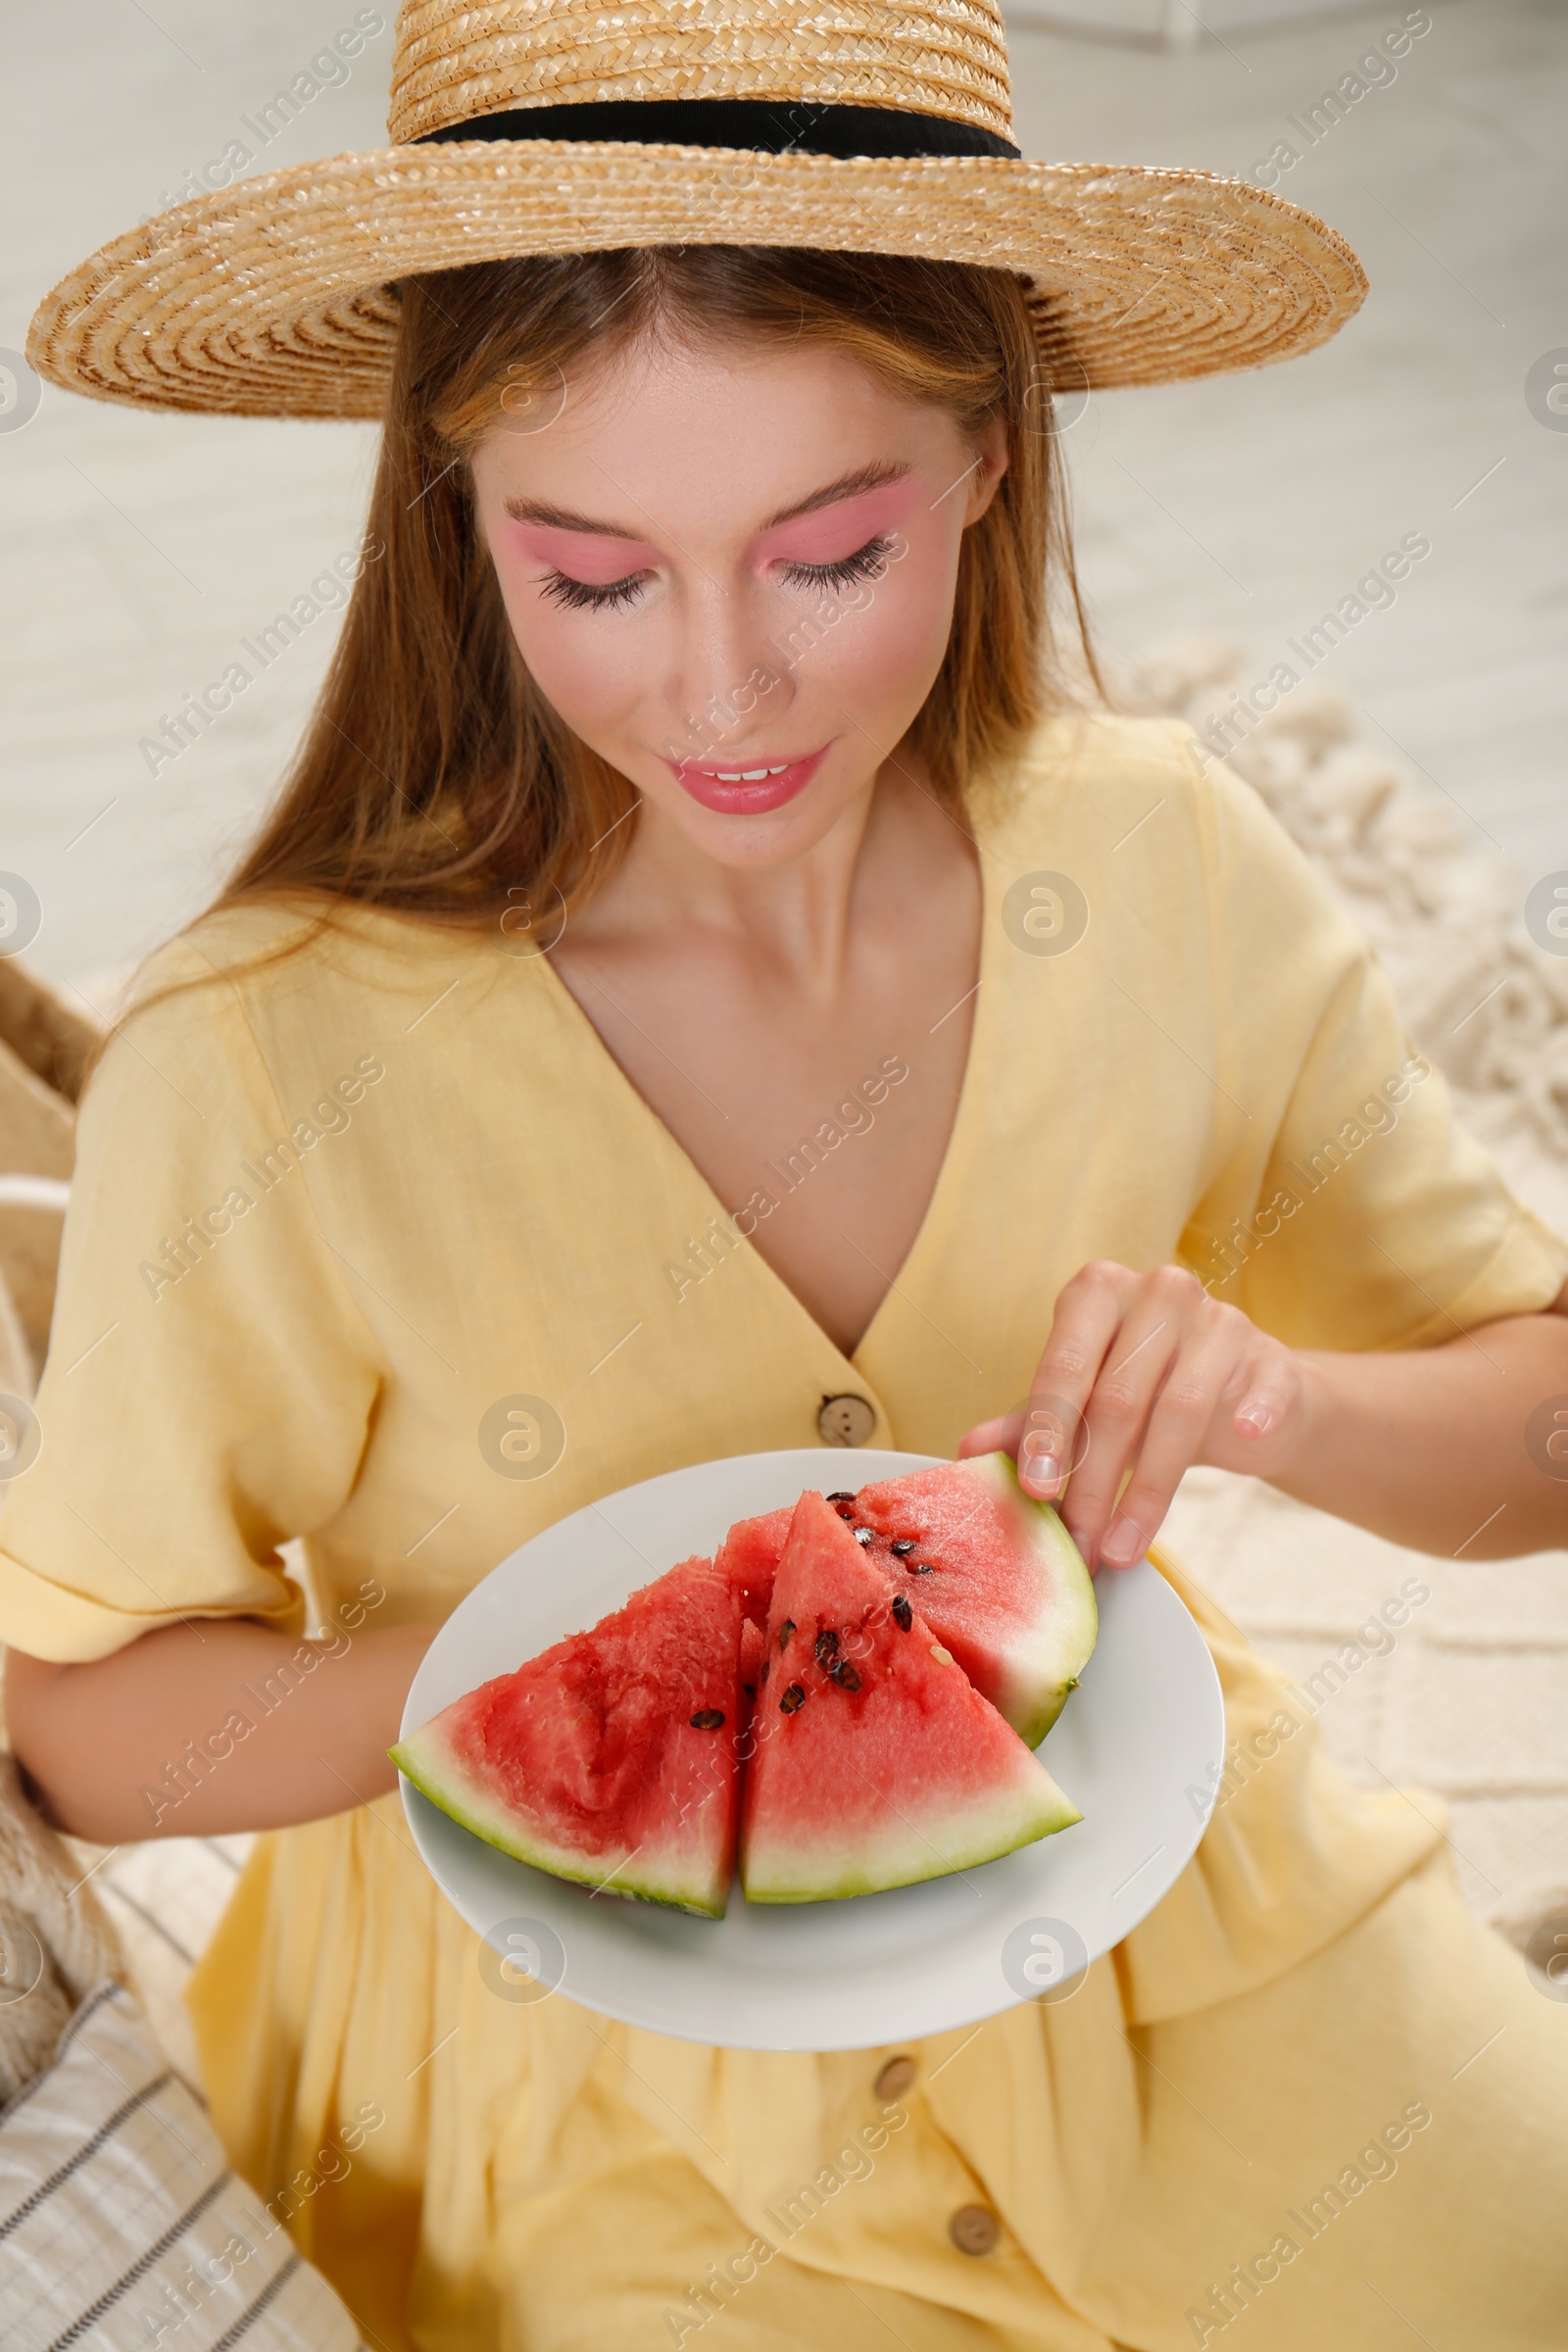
[513,523,655,585]
[756,481,916,570]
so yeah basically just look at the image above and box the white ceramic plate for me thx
[398,1449,1225,2050]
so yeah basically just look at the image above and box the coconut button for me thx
[818,1394,876,1446]
[949,2204,1001,2257]
[873,2054,916,2100]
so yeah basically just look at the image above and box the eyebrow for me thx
[501,460,912,541]
[501,495,650,539]
[759,460,912,532]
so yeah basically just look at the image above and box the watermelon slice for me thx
[740,1493,1081,1904]
[390,1555,744,1917]
[850,1454,1097,1744]
[723,1453,1097,1749]
[718,1506,792,1628]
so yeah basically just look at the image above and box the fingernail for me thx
[1019,1441,1061,1494]
[1235,1403,1273,1438]
[1100,1515,1144,1567]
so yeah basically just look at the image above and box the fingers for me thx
[1012,1262,1135,1501]
[1091,1320,1245,1568]
[1209,1348,1305,1467]
[958,1260,1299,1580]
[1056,1282,1194,1566]
[959,1412,1022,1462]
[1077,1310,1301,1571]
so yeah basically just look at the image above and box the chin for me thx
[656,785,857,869]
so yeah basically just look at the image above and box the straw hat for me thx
[26,0,1366,422]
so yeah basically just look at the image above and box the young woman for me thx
[7,6,1568,2345]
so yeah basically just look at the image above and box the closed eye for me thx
[537,529,897,612]
[538,568,651,613]
[776,535,897,595]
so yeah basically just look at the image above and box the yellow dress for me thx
[4,716,1567,2351]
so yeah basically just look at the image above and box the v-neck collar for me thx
[523,831,1000,1373]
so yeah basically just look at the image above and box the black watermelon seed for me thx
[890,1539,915,1555]
[814,1628,839,1666]
[742,1684,757,1698]
[760,1660,769,1686]
[911,1562,934,1575]
[852,1527,873,1545]
[892,1594,913,1632]
[780,1683,806,1713]
[832,1660,862,1691]
[825,1491,857,1502]
[690,1708,725,1730]
[779,1618,796,1650]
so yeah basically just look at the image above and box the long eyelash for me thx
[778,535,896,594]
[538,532,895,612]
[539,569,649,612]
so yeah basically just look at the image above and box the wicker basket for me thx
[0,961,100,1396]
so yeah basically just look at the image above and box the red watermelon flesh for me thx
[740,1493,1081,1904]
[722,1453,1097,1749]
[718,1506,792,1628]
[738,1616,765,1735]
[389,1554,744,1917]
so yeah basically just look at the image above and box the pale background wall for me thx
[1015,0,1393,34]
[1,0,1564,1005]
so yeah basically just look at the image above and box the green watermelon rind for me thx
[956,1452,1099,1749]
[742,1766,1083,1905]
[392,1455,1097,1918]
[389,1729,730,1921]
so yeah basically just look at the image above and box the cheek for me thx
[490,559,650,731]
[805,532,959,704]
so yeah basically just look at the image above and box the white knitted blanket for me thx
[1133,636,1568,1221]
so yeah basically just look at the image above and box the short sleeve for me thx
[0,942,385,1663]
[1176,744,1568,1348]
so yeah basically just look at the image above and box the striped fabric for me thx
[0,1980,368,2351]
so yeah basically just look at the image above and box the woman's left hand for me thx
[958,1259,1308,1572]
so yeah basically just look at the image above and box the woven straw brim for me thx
[26,140,1366,420]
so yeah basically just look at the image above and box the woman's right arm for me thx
[5,1615,441,1844]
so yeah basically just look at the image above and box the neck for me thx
[578,749,936,1003]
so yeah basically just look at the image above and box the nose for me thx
[658,572,797,771]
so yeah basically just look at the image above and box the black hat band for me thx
[416,96,1020,163]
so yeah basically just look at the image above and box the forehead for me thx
[471,330,961,535]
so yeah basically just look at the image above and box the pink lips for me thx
[667,747,828,814]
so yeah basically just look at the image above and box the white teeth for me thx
[710,764,791,781]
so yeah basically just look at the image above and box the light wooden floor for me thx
[0,0,1564,996]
